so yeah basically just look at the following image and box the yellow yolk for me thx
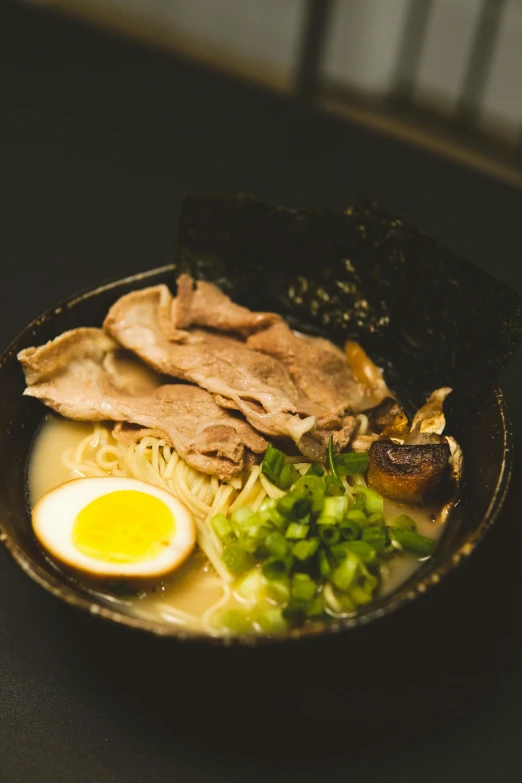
[72,490,175,564]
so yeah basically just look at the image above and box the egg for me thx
[32,477,196,579]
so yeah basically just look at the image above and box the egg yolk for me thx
[73,490,175,563]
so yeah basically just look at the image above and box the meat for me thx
[247,322,378,418]
[172,274,281,335]
[18,328,267,479]
[103,285,324,451]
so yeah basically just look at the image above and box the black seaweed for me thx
[176,194,522,410]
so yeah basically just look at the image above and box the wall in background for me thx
[23,0,522,149]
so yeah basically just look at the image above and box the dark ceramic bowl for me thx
[0,266,514,645]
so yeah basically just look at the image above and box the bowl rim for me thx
[0,264,515,647]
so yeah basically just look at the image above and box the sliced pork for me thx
[18,328,267,479]
[172,274,281,335]
[103,285,322,450]
[247,322,384,418]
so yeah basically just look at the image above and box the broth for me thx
[29,414,446,634]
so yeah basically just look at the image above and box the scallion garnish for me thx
[261,443,285,486]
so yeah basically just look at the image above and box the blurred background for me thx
[18,0,522,186]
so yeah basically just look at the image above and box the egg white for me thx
[32,476,197,579]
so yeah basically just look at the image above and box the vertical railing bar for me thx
[456,0,506,127]
[295,0,335,100]
[391,0,434,102]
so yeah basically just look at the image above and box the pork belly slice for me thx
[248,323,388,416]
[103,285,320,449]
[172,273,281,335]
[18,328,267,479]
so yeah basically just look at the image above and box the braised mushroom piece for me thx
[366,388,455,504]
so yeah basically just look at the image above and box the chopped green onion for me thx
[292,537,320,561]
[352,495,366,511]
[318,525,340,546]
[317,495,349,525]
[282,601,308,626]
[356,485,384,515]
[265,576,290,604]
[230,505,255,529]
[279,462,300,490]
[277,493,311,520]
[291,475,326,513]
[340,518,361,541]
[349,584,375,606]
[306,597,325,618]
[331,551,360,592]
[328,435,340,480]
[318,548,333,579]
[367,513,385,527]
[262,555,293,581]
[218,609,253,635]
[285,522,310,540]
[210,513,234,542]
[324,474,344,496]
[388,527,436,556]
[222,543,254,576]
[361,525,389,553]
[291,573,317,602]
[235,569,266,602]
[393,514,417,532]
[261,443,285,485]
[255,607,287,634]
[242,524,273,554]
[335,452,369,475]
[331,540,378,565]
[345,509,368,526]
[305,463,325,477]
[265,531,289,558]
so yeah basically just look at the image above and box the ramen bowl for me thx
[0,263,514,645]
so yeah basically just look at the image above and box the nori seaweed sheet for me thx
[176,194,522,410]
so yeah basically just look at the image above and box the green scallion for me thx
[291,573,317,602]
[388,527,436,556]
[279,462,300,490]
[318,548,333,579]
[361,525,389,553]
[265,531,289,558]
[318,525,340,546]
[210,513,234,542]
[292,537,320,561]
[339,518,361,541]
[317,495,349,525]
[331,551,361,592]
[222,543,254,576]
[328,434,340,480]
[285,522,310,540]
[218,609,253,635]
[367,513,385,527]
[335,452,369,476]
[345,509,368,526]
[262,555,293,581]
[291,475,326,513]
[261,443,285,486]
[230,505,255,529]
[265,576,290,604]
[355,485,384,515]
[305,463,325,477]
[393,514,417,532]
[282,600,308,626]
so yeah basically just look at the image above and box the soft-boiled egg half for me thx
[32,477,196,580]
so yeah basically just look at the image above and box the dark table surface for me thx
[2,4,522,782]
